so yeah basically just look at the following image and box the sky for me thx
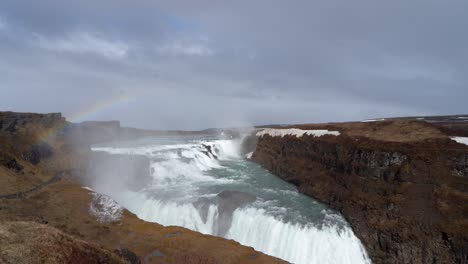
[1,1,467,130]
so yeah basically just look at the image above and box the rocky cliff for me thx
[251,119,468,264]
[0,111,284,264]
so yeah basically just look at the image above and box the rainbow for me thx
[35,93,135,144]
[67,93,134,122]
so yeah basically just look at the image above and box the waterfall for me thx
[91,136,370,264]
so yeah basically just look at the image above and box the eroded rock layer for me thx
[252,120,468,264]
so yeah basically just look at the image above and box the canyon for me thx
[251,118,468,263]
[1,111,467,263]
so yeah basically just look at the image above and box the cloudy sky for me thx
[1,1,467,129]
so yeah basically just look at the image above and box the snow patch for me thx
[451,137,468,146]
[361,118,385,122]
[89,193,123,223]
[256,128,340,138]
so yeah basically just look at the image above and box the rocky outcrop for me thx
[88,193,124,223]
[0,112,64,133]
[251,120,468,264]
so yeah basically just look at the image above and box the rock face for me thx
[0,112,64,133]
[251,120,468,264]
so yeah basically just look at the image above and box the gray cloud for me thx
[0,0,467,129]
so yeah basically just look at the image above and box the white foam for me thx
[245,152,253,159]
[136,199,220,235]
[228,207,370,264]
[451,137,468,146]
[131,198,370,264]
[94,139,240,191]
[256,128,340,138]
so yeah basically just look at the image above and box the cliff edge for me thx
[252,118,468,264]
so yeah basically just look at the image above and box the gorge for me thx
[251,119,468,263]
[89,135,370,264]
[1,111,467,264]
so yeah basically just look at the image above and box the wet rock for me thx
[202,144,218,159]
[194,191,257,237]
[216,191,256,236]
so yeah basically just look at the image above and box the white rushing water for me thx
[91,135,370,264]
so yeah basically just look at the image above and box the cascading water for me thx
[91,135,371,264]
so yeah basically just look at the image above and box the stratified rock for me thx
[251,120,468,264]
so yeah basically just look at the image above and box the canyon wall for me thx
[252,120,468,264]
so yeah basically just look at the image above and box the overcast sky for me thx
[1,1,467,129]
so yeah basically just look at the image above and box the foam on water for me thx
[91,136,370,264]
[228,207,369,264]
